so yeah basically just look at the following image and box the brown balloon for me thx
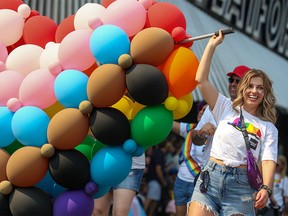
[47,108,90,150]
[0,149,10,182]
[130,27,174,67]
[87,64,126,108]
[6,146,48,187]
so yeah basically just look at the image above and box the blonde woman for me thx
[188,30,278,216]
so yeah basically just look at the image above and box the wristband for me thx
[259,184,272,197]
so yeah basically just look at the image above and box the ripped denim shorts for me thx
[190,159,256,216]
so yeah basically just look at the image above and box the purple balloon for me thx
[53,189,94,216]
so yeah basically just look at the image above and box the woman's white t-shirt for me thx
[211,94,278,167]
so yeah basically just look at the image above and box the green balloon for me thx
[131,104,173,148]
[82,135,96,146]
[3,139,24,155]
[91,139,107,158]
[75,143,93,160]
[75,135,96,160]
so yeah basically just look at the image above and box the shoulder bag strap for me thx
[240,109,250,150]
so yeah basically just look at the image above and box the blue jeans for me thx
[174,176,195,206]
[111,169,144,193]
[191,160,256,216]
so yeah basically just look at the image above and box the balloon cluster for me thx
[0,0,199,215]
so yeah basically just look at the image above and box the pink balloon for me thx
[0,70,24,106]
[58,29,95,71]
[19,68,57,109]
[7,97,22,112]
[0,9,24,46]
[102,0,147,37]
[0,42,8,63]
[5,44,44,77]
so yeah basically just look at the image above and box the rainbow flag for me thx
[182,123,201,177]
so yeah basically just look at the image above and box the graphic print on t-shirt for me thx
[228,117,262,150]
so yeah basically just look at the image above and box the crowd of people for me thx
[92,31,288,216]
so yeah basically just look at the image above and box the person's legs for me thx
[112,169,144,216]
[174,176,195,216]
[93,192,113,216]
[112,189,136,216]
[144,180,162,216]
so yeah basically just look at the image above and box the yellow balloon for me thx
[164,96,178,111]
[44,101,65,119]
[111,95,134,120]
[130,102,145,120]
[173,93,193,120]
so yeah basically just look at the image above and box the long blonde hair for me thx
[278,155,287,178]
[232,69,277,123]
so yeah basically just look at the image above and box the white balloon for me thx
[6,44,44,77]
[74,3,106,30]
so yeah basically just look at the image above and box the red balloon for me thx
[146,2,186,34]
[55,15,75,43]
[26,10,40,20]
[6,37,25,54]
[23,15,58,48]
[0,0,23,11]
[101,0,116,8]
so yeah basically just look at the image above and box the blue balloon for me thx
[11,106,50,147]
[0,107,15,147]
[90,146,132,187]
[93,184,110,199]
[54,69,88,108]
[90,24,130,64]
[36,171,66,199]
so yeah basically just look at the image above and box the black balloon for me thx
[126,64,169,106]
[49,149,90,189]
[0,194,12,216]
[9,187,53,216]
[90,107,130,146]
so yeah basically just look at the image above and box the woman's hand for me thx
[208,30,225,48]
[254,189,269,209]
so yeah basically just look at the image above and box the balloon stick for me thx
[179,28,235,43]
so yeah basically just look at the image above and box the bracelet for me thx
[259,184,272,197]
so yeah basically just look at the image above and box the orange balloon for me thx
[6,146,48,187]
[130,27,174,67]
[162,46,199,98]
[47,108,90,150]
[0,149,10,182]
[87,64,126,108]
[44,101,65,119]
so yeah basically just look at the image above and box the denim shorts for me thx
[174,176,195,206]
[191,160,256,216]
[146,180,162,201]
[111,169,144,193]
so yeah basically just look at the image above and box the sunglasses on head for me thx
[228,77,241,84]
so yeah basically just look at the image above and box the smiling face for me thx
[232,69,276,123]
[243,76,264,114]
